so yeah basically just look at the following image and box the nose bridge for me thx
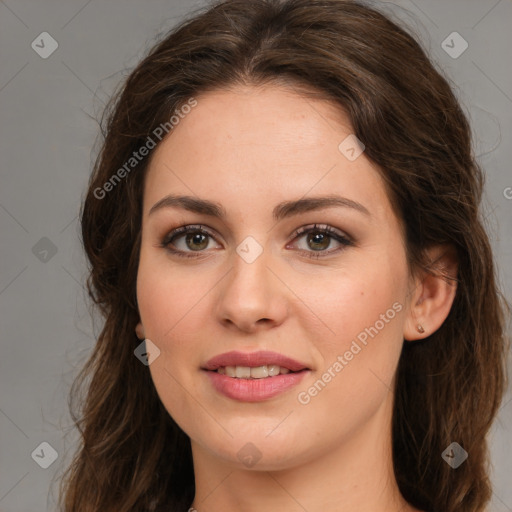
[214,235,288,331]
[228,236,273,302]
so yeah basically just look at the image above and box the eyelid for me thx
[161,223,351,244]
[287,223,352,244]
[160,223,354,259]
[285,223,354,259]
[161,224,220,246]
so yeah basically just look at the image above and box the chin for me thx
[196,431,316,472]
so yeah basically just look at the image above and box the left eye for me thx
[287,224,354,258]
[161,223,354,259]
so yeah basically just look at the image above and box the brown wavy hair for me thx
[57,1,510,511]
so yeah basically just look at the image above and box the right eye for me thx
[160,224,221,258]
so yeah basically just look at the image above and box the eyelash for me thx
[160,223,354,260]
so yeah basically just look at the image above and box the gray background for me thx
[0,0,511,511]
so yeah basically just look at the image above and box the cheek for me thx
[136,249,208,419]
[292,265,406,443]
[293,253,406,352]
[136,247,195,338]
[296,247,408,405]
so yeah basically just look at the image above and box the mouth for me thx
[211,364,299,379]
[202,350,311,373]
[202,350,311,402]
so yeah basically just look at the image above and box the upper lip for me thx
[203,350,311,372]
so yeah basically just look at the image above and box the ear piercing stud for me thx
[135,324,145,340]
[416,324,425,334]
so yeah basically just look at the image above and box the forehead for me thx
[143,85,394,225]
[157,85,352,161]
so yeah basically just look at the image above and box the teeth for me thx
[267,364,280,376]
[216,365,293,378]
[235,366,251,378]
[251,365,269,378]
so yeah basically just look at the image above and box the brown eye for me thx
[288,224,354,259]
[184,232,209,251]
[305,231,331,251]
[161,225,220,258]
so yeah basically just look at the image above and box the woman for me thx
[58,1,509,511]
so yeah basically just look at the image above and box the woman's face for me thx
[137,84,413,470]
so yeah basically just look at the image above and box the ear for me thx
[403,244,458,341]
[135,322,145,340]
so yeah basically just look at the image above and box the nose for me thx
[214,243,289,334]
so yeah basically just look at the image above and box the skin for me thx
[136,84,457,512]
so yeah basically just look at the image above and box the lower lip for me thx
[204,369,310,402]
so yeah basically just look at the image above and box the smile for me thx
[215,364,292,378]
[202,350,312,401]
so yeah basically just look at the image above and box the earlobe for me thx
[403,245,458,342]
[135,322,145,340]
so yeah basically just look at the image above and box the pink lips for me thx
[202,350,311,402]
[203,350,310,372]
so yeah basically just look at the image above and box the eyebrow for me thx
[148,194,370,221]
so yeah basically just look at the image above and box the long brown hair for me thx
[58,1,510,511]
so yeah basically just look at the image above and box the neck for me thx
[189,395,417,512]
